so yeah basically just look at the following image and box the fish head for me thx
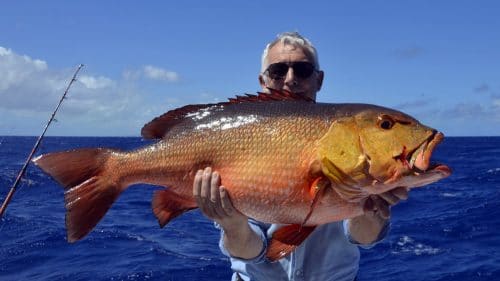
[318,105,451,200]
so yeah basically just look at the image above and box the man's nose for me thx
[283,67,296,86]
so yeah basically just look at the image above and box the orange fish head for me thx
[317,105,451,200]
[354,107,451,194]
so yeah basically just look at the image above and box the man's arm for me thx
[347,187,409,244]
[193,167,264,259]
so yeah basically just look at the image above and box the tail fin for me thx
[33,148,124,242]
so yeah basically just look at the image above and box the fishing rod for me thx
[0,64,85,218]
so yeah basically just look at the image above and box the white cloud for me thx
[0,46,48,92]
[0,47,116,114]
[0,46,165,136]
[79,75,116,89]
[122,69,141,81]
[143,65,179,82]
[122,65,180,83]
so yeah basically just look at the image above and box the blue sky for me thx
[0,1,499,136]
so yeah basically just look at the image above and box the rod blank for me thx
[0,64,84,218]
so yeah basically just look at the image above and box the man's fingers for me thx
[193,169,203,197]
[371,195,391,219]
[391,187,409,200]
[210,172,221,203]
[220,186,235,216]
[378,191,400,206]
[192,168,245,221]
[196,167,217,218]
[211,172,227,218]
[378,187,409,206]
[201,167,212,201]
[193,169,203,210]
[363,196,375,215]
[363,188,410,219]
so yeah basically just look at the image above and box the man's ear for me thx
[259,74,267,90]
[316,71,324,91]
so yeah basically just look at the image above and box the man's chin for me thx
[295,91,315,100]
[283,88,305,96]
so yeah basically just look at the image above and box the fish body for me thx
[33,90,451,260]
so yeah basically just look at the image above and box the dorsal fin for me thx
[228,88,314,104]
[141,104,212,139]
[141,89,314,139]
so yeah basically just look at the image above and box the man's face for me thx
[259,42,324,101]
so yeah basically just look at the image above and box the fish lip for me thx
[426,162,452,175]
[409,131,449,174]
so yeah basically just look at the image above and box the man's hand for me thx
[348,187,409,245]
[363,187,409,219]
[192,167,263,259]
[193,167,248,230]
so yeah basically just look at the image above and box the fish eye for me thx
[378,115,395,130]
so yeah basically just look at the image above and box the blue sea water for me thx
[0,136,498,281]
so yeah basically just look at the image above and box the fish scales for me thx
[33,91,451,254]
[118,101,337,223]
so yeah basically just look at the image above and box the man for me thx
[193,32,409,280]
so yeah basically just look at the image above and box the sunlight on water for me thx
[392,235,442,256]
[487,168,500,173]
[441,192,461,197]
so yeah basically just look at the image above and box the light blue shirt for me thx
[217,220,389,281]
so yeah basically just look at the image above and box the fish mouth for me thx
[405,131,451,176]
[367,131,451,194]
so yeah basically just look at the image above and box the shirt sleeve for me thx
[215,219,270,264]
[343,219,391,249]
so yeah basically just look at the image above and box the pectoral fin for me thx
[300,177,329,226]
[266,225,316,262]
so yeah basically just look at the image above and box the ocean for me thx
[0,136,498,281]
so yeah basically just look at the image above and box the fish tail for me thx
[33,148,124,242]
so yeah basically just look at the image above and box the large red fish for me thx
[33,90,451,261]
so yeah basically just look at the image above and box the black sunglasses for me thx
[264,61,317,80]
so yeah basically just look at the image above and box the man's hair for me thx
[261,31,320,73]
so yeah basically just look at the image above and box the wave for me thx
[1,136,498,281]
[391,235,444,256]
[487,167,500,173]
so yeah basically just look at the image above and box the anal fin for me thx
[152,189,197,227]
[266,225,316,262]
